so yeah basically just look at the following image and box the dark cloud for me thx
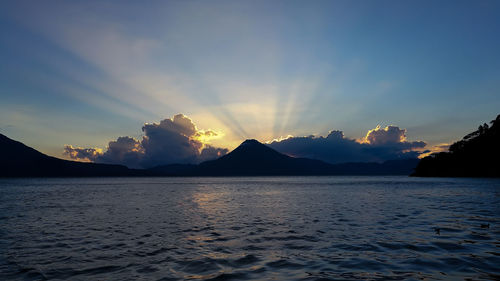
[98,136,144,168]
[198,145,229,162]
[65,117,426,167]
[268,126,426,164]
[64,114,227,168]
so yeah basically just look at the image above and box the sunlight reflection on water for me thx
[0,176,499,280]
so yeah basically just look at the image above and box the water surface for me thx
[0,176,499,280]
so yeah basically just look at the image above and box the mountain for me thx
[412,114,500,177]
[150,139,419,176]
[0,134,140,177]
[0,134,419,177]
[195,139,334,175]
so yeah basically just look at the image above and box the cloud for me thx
[361,125,406,145]
[140,114,221,167]
[65,117,427,167]
[268,126,426,164]
[64,114,227,168]
[198,145,229,162]
[98,136,144,168]
[63,146,103,162]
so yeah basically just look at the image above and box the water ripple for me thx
[0,176,499,280]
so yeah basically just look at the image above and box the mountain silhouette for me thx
[195,139,334,175]
[0,134,139,177]
[412,114,500,177]
[0,134,419,177]
[151,139,419,176]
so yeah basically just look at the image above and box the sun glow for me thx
[418,143,451,158]
[191,129,224,145]
[265,135,294,144]
[358,125,407,144]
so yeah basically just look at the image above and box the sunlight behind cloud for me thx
[2,0,499,158]
[64,114,228,168]
[359,125,407,144]
[3,1,333,148]
[418,143,451,158]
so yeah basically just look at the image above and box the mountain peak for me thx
[240,139,262,145]
[1,133,420,177]
[231,139,281,156]
[194,137,338,175]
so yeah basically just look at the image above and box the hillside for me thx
[412,114,500,177]
[0,134,137,177]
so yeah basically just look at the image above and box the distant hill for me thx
[150,139,419,176]
[0,134,139,177]
[0,134,419,177]
[412,114,500,177]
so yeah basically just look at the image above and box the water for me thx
[0,176,499,281]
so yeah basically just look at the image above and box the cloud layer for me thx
[268,125,426,164]
[65,117,426,168]
[64,114,228,168]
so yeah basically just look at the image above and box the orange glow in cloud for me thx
[418,143,450,158]
[148,114,226,152]
[63,145,103,162]
[265,135,294,144]
[358,125,407,144]
[192,129,224,147]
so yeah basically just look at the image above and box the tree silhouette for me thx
[413,114,500,177]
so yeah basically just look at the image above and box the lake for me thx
[0,176,499,280]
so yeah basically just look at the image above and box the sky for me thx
[1,0,500,168]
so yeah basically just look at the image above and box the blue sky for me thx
[1,0,499,160]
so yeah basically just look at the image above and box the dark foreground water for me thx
[0,177,499,281]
